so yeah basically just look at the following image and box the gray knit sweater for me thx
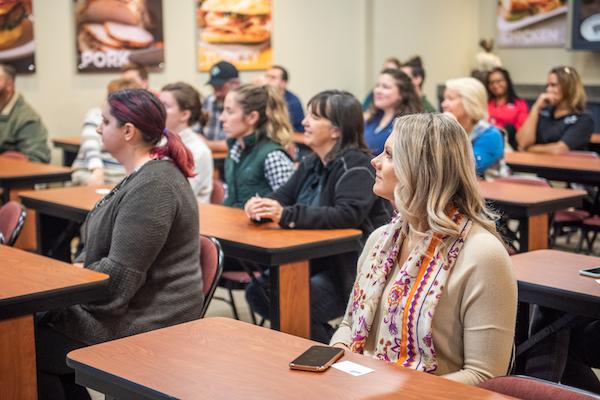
[48,160,204,345]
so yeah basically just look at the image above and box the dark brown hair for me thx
[161,82,204,127]
[367,68,424,122]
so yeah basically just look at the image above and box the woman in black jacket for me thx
[244,90,392,343]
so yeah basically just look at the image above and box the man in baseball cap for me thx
[202,61,240,152]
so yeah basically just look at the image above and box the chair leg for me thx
[577,230,587,253]
[589,231,598,254]
[228,288,241,320]
[248,303,258,325]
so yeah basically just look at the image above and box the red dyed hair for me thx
[107,89,196,177]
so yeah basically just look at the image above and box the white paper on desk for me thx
[332,361,374,376]
[95,189,110,195]
[595,279,600,285]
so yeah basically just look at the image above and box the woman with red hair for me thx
[35,89,204,400]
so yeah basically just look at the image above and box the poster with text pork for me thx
[197,0,272,72]
[75,0,164,73]
[497,0,568,47]
[0,0,36,74]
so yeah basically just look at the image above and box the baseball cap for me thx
[207,61,239,87]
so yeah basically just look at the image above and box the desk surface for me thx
[67,317,511,400]
[0,245,108,320]
[511,250,600,319]
[0,158,71,180]
[479,180,585,209]
[505,151,600,172]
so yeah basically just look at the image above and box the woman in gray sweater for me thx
[36,89,204,400]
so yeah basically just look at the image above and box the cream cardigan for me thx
[330,222,517,385]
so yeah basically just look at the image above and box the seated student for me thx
[400,56,437,112]
[36,89,204,400]
[516,66,593,154]
[362,57,402,111]
[364,68,423,156]
[245,90,392,343]
[330,113,517,386]
[442,77,504,176]
[0,63,50,162]
[203,61,241,153]
[71,78,141,186]
[486,67,528,150]
[220,83,295,208]
[160,82,213,203]
[265,65,305,132]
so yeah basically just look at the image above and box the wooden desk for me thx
[511,250,600,367]
[20,187,362,339]
[67,317,511,400]
[0,245,108,400]
[51,136,80,166]
[512,250,600,319]
[589,133,600,154]
[0,158,71,203]
[505,151,600,185]
[479,180,585,252]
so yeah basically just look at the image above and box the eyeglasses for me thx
[488,79,506,85]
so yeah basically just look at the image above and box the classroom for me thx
[1,0,600,399]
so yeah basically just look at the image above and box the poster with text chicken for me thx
[497,0,568,47]
[0,0,36,74]
[75,0,164,72]
[197,0,272,72]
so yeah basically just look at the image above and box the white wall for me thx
[17,0,368,149]
[14,0,600,165]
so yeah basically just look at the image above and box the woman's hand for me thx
[249,198,284,223]
[332,342,350,350]
[244,196,263,220]
[533,93,553,110]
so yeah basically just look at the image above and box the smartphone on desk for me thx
[289,345,344,372]
[579,266,600,278]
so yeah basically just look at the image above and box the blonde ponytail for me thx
[232,84,292,147]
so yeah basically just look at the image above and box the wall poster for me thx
[0,0,35,73]
[497,0,568,47]
[197,0,272,72]
[74,0,164,72]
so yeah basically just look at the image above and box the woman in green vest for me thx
[220,83,295,208]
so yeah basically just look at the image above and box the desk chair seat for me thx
[0,201,27,246]
[477,375,600,400]
[199,235,224,318]
[217,268,263,325]
[0,151,27,161]
[210,179,225,205]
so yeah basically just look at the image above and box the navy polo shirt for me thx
[536,107,594,150]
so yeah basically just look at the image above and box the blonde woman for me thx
[516,66,593,154]
[220,84,295,208]
[330,113,517,385]
[442,77,504,176]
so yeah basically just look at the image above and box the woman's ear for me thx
[181,109,192,125]
[330,126,341,139]
[245,110,260,126]
[122,122,137,142]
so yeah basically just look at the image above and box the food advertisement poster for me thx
[0,0,35,74]
[571,0,600,51]
[74,0,164,73]
[197,0,272,72]
[497,0,568,47]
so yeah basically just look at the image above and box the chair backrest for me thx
[199,235,223,317]
[210,179,225,205]
[563,151,599,159]
[0,151,27,161]
[494,176,551,187]
[477,375,600,400]
[0,201,27,246]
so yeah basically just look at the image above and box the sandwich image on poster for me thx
[197,0,272,72]
[497,0,568,47]
[0,0,36,73]
[75,0,164,72]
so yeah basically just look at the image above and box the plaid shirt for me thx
[229,141,294,190]
[202,95,226,141]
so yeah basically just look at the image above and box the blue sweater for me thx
[284,90,305,132]
[364,112,394,156]
[470,120,504,176]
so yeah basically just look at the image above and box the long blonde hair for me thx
[231,83,292,146]
[444,77,488,122]
[550,66,587,114]
[392,113,500,240]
